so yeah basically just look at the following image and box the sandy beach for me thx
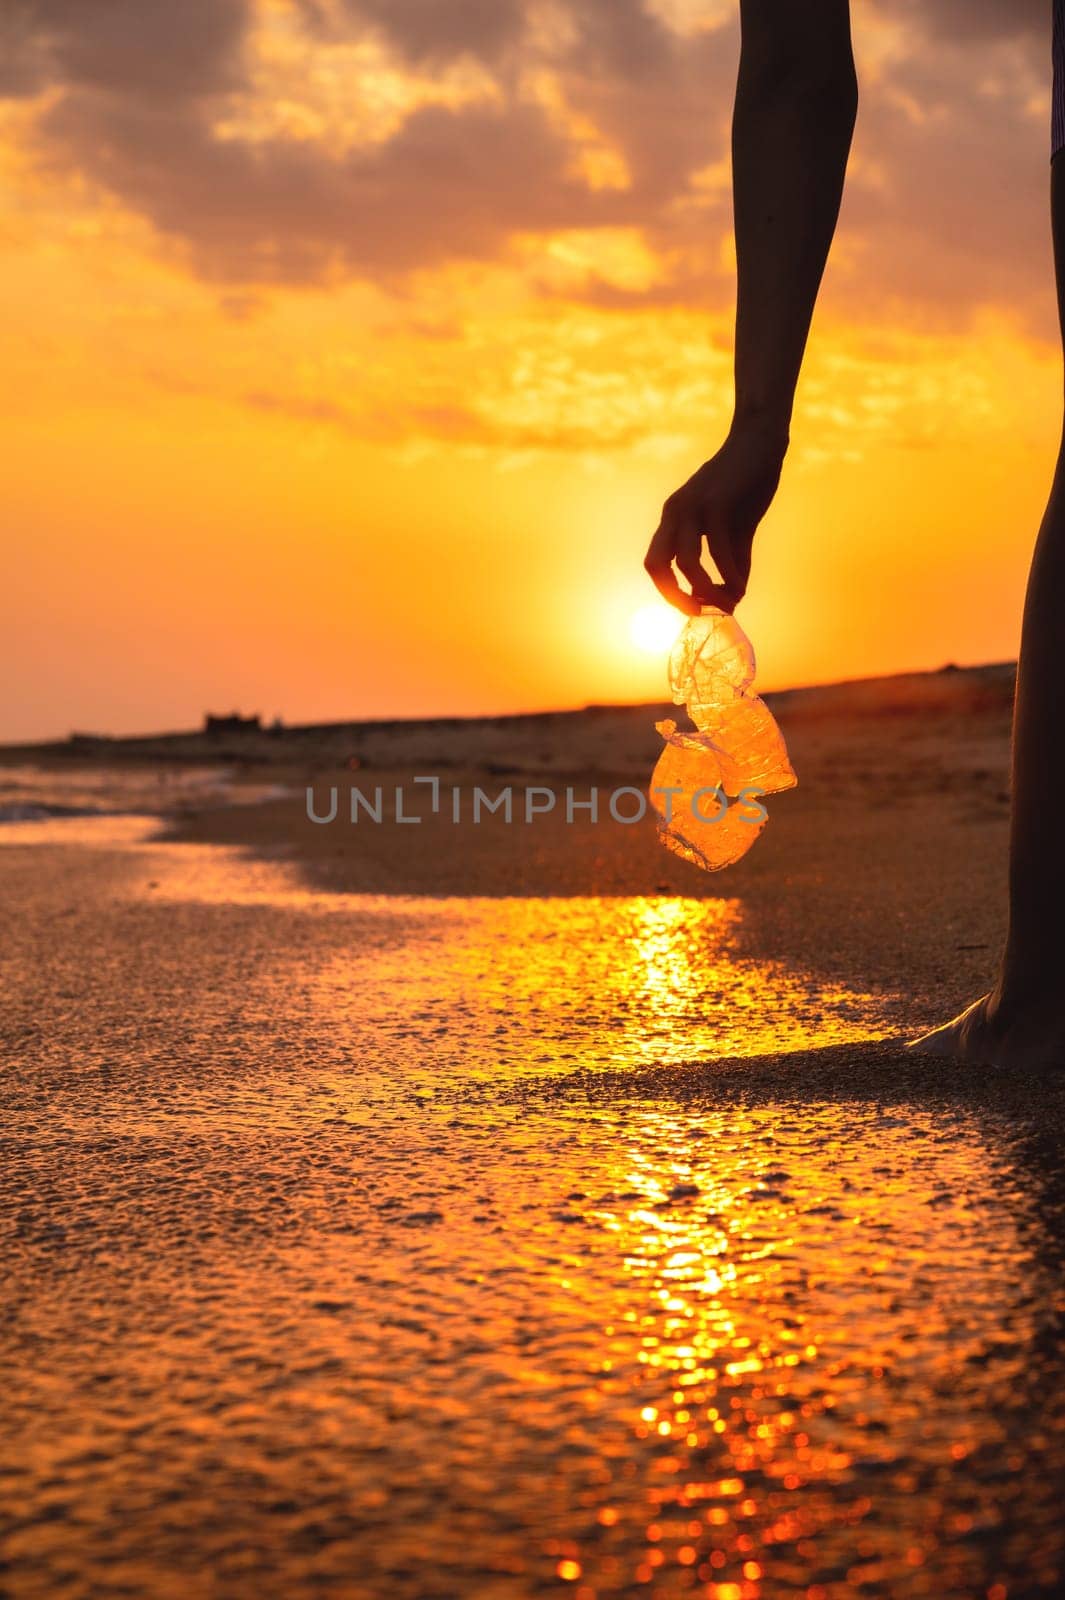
[3,662,1064,1599]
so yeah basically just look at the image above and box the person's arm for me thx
[645,0,858,613]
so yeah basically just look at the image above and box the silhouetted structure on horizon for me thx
[203,712,261,735]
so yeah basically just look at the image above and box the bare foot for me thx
[909,992,1065,1069]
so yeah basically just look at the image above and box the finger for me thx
[645,554,701,614]
[645,511,701,615]
[673,517,722,606]
[707,525,750,605]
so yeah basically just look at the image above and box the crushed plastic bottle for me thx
[650,605,796,870]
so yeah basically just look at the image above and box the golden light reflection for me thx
[300,893,896,1075]
[134,847,895,1069]
[517,1100,1036,1598]
[13,834,1060,1600]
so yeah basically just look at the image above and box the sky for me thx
[2,0,1063,739]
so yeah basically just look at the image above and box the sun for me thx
[629,601,682,654]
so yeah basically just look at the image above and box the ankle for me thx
[982,988,1010,1030]
[985,978,1064,1034]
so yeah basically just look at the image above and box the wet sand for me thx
[3,663,1064,1599]
[155,661,1018,1026]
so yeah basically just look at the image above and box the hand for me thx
[644,420,788,614]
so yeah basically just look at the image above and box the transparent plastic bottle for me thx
[651,605,796,870]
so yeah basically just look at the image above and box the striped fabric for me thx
[1049,0,1055,156]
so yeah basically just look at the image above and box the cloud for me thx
[10,0,248,99]
[891,0,1046,45]
[306,0,676,78]
[0,5,47,97]
[831,6,1054,333]
[0,0,1060,339]
[37,89,632,282]
[14,0,735,289]
[301,0,527,66]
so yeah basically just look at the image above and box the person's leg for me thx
[910,151,1065,1066]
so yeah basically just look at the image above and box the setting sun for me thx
[0,0,1058,739]
[5,6,1064,1599]
[629,603,683,655]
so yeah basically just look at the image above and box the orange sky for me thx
[2,0,1062,740]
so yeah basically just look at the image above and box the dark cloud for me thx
[14,0,247,99]
[565,0,675,83]
[829,2,1055,335]
[17,0,734,286]
[0,4,47,97]
[892,0,1046,44]
[574,27,736,198]
[305,0,526,65]
[1,0,1061,336]
[300,0,671,76]
[38,89,633,281]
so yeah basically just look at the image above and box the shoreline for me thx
[0,659,1016,769]
[0,654,1017,1033]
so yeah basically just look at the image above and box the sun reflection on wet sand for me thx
[2,834,1062,1599]
[306,894,895,1080]
[536,1103,1037,1598]
[108,832,892,1069]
